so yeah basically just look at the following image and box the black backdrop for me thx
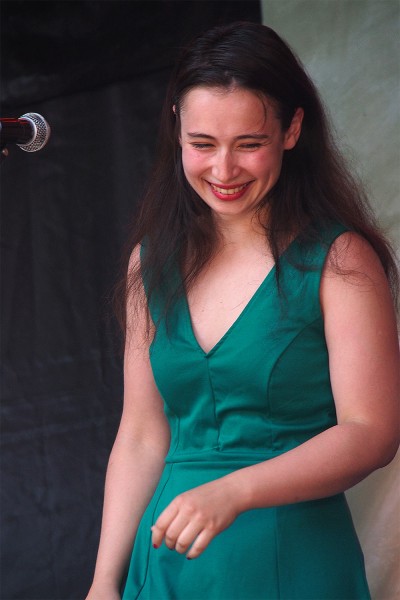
[0,2,261,599]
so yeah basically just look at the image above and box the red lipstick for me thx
[209,181,251,201]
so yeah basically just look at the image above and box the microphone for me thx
[0,113,51,152]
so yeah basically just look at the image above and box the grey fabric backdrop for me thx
[261,2,400,598]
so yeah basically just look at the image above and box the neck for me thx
[214,210,269,251]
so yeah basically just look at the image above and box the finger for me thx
[185,528,216,560]
[163,513,192,550]
[174,522,204,555]
[151,504,179,548]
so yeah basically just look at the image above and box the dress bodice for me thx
[144,223,346,463]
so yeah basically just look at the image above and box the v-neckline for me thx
[183,264,276,357]
[182,234,300,357]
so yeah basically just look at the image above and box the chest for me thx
[186,252,275,354]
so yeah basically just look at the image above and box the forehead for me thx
[179,86,279,135]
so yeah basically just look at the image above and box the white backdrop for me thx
[261,1,399,598]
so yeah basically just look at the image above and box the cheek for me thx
[182,148,206,178]
[252,149,284,179]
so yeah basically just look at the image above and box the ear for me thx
[172,105,182,145]
[283,107,304,150]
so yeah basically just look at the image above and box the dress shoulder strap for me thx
[278,221,350,320]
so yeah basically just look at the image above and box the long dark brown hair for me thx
[115,21,398,334]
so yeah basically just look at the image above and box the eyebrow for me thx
[187,132,271,140]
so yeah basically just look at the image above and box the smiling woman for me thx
[179,87,303,220]
[86,21,399,600]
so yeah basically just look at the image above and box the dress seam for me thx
[132,463,174,600]
[206,360,221,449]
[265,315,324,451]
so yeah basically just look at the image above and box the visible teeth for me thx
[211,183,248,195]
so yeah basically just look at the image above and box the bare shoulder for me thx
[323,230,390,286]
[125,243,150,347]
[126,243,143,283]
[121,243,169,447]
[129,242,142,266]
[320,231,397,316]
[320,231,398,352]
[320,231,399,453]
[124,243,157,407]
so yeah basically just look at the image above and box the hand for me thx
[151,477,241,559]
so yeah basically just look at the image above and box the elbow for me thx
[372,432,400,469]
[353,422,400,473]
[378,440,400,468]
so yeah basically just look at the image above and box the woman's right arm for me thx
[86,252,170,599]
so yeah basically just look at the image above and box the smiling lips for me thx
[209,181,251,200]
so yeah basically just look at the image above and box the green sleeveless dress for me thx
[122,223,371,599]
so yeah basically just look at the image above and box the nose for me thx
[211,149,240,182]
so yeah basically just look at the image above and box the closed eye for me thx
[190,143,213,149]
[190,142,266,150]
[240,143,264,149]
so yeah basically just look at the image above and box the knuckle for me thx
[181,498,196,515]
[165,535,176,547]
[175,540,188,554]
[193,544,205,555]
[205,519,218,533]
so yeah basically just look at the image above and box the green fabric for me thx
[122,223,371,599]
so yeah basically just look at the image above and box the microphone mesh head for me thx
[18,113,51,152]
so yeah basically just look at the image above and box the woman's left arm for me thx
[318,231,400,472]
[152,233,400,558]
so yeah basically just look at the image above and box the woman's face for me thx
[179,86,303,225]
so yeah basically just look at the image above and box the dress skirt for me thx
[122,458,370,600]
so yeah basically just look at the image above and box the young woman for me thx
[87,22,399,599]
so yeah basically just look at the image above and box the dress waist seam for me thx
[165,450,284,464]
